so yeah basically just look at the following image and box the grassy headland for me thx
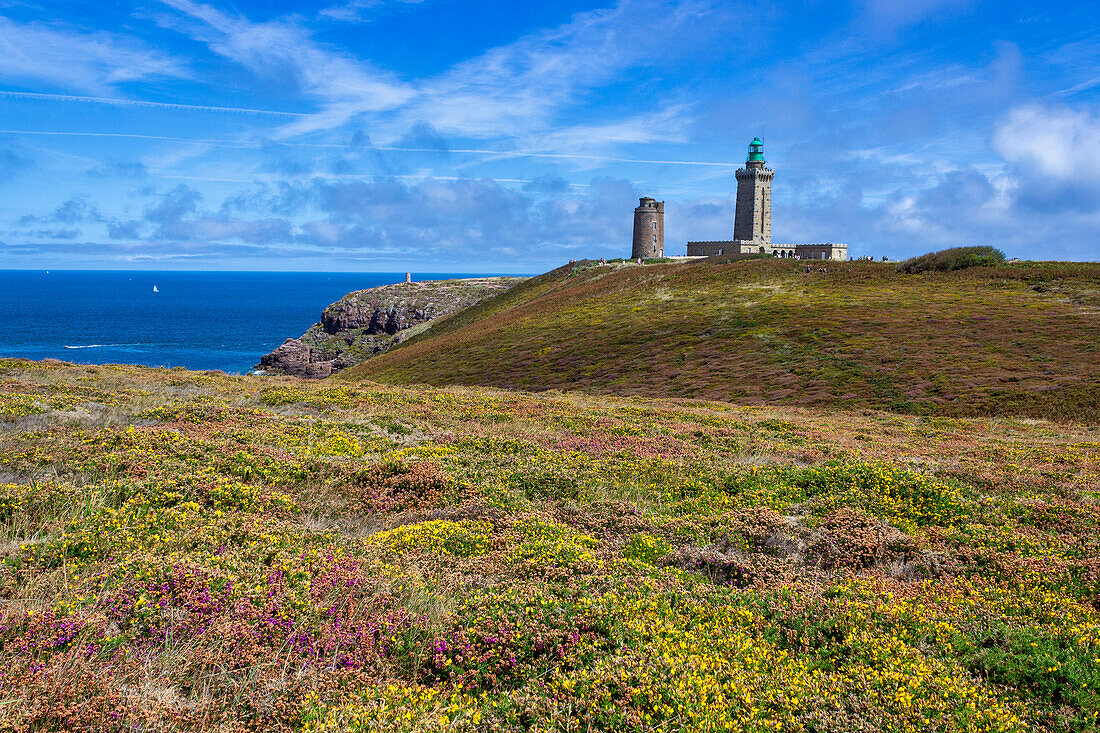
[0,358,1098,730]
[257,277,525,378]
[340,259,1100,421]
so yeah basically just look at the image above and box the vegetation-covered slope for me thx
[257,277,525,378]
[1,359,1098,731]
[341,259,1100,421]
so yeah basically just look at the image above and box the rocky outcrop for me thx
[255,277,523,378]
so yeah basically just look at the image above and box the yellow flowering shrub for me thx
[370,520,492,557]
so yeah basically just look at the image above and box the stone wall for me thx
[686,241,732,257]
[791,243,848,261]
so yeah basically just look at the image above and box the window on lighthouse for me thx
[652,222,656,230]
[652,234,657,243]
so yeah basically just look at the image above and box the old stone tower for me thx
[733,138,773,246]
[632,197,664,259]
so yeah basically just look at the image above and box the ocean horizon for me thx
[0,270,505,373]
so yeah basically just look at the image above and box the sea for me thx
[0,270,496,374]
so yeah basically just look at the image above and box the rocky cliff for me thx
[255,277,524,378]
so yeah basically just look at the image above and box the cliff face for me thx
[255,277,524,378]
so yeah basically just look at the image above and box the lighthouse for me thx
[733,137,774,247]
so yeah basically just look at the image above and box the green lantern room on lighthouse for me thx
[747,137,765,163]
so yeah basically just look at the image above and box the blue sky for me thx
[0,0,1097,272]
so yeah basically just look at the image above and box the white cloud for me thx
[992,103,1100,184]
[154,0,735,147]
[860,0,972,34]
[319,0,430,23]
[407,0,730,140]
[0,17,185,93]
[527,105,694,155]
[155,0,413,136]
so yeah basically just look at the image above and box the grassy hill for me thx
[1,359,1098,730]
[339,258,1100,421]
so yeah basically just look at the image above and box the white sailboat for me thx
[153,285,159,293]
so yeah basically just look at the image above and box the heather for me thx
[343,258,1100,421]
[1,359,1098,731]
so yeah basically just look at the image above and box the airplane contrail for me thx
[0,129,740,167]
[0,90,309,117]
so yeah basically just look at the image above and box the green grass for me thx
[340,258,1100,421]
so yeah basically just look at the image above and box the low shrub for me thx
[507,518,599,569]
[721,461,975,530]
[957,625,1100,714]
[357,460,455,512]
[370,519,492,557]
[805,507,919,569]
[896,245,1006,273]
[512,469,581,501]
[662,546,784,587]
[622,532,671,564]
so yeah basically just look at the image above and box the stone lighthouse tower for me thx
[631,197,664,259]
[733,138,774,248]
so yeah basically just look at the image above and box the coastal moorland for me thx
[341,258,1100,422]
[0,353,1097,731]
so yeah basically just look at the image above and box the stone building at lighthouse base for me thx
[686,240,847,261]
